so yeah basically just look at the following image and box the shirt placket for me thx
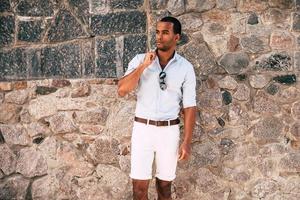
[156,56,176,117]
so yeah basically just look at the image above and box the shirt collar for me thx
[155,49,178,62]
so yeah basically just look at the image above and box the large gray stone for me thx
[16,0,54,16]
[219,52,249,74]
[71,175,117,200]
[31,174,60,200]
[216,0,236,9]
[47,112,77,134]
[186,0,216,13]
[0,48,27,80]
[91,11,146,35]
[27,48,43,78]
[198,89,223,109]
[111,0,144,9]
[26,122,52,138]
[0,15,15,47]
[190,140,221,168]
[180,41,217,75]
[222,165,251,184]
[233,84,250,101]
[41,43,81,78]
[0,176,30,200]
[74,108,109,125]
[194,168,222,193]
[123,34,147,73]
[56,141,94,177]
[252,116,283,143]
[0,144,16,175]
[0,0,11,12]
[217,76,238,90]
[95,164,130,199]
[150,0,168,9]
[0,103,22,123]
[87,136,120,164]
[167,0,185,16]
[0,124,30,147]
[106,101,136,138]
[241,35,270,53]
[249,74,269,88]
[47,10,86,42]
[28,96,57,120]
[89,0,111,14]
[5,89,29,105]
[38,137,58,161]
[16,147,48,177]
[18,19,44,43]
[67,0,89,25]
[177,13,203,31]
[71,82,91,98]
[95,37,117,78]
[79,124,104,135]
[82,41,95,76]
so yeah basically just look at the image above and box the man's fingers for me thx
[178,149,186,161]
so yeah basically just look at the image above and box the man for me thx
[118,16,196,200]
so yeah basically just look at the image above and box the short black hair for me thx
[160,16,182,35]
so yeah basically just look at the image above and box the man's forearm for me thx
[182,106,197,144]
[117,64,146,97]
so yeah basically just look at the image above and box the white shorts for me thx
[130,121,180,181]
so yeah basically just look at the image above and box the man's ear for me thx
[175,34,180,42]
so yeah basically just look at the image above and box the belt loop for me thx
[168,120,170,126]
[146,119,149,125]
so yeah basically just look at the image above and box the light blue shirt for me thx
[124,52,196,120]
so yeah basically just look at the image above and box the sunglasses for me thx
[159,71,167,90]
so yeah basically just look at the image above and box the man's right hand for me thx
[142,51,156,67]
[118,51,156,97]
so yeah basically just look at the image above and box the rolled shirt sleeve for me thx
[182,64,197,108]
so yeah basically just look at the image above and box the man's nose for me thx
[156,33,162,40]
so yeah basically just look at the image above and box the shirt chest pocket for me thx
[166,74,184,93]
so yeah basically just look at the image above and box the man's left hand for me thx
[178,142,191,161]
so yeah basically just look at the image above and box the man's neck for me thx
[157,48,176,64]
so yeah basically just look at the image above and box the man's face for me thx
[156,21,180,51]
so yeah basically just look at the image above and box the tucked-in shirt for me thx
[124,52,196,120]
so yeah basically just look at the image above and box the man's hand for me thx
[142,51,156,67]
[178,142,191,161]
[117,51,156,97]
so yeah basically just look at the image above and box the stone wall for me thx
[1,0,300,200]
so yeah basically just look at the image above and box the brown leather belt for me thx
[134,116,180,126]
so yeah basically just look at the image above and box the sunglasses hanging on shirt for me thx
[159,71,167,90]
